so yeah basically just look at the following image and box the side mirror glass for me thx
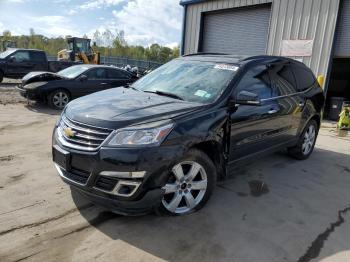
[78,74,88,81]
[234,90,261,106]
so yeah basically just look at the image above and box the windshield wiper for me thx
[125,84,139,91]
[144,90,184,101]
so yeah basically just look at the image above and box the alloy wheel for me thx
[302,124,316,155]
[162,161,208,214]
[53,91,69,109]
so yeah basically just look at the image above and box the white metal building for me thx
[179,0,350,116]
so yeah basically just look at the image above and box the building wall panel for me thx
[183,0,340,80]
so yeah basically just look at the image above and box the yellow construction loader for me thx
[57,37,100,64]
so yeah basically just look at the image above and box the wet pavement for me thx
[0,104,350,262]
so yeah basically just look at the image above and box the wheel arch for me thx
[310,114,321,130]
[189,140,225,180]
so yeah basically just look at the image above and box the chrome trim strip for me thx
[63,115,112,131]
[57,115,114,151]
[94,180,141,197]
[99,171,146,178]
[54,163,89,186]
[260,86,314,102]
[62,116,111,136]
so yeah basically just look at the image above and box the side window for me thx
[30,52,46,62]
[107,69,130,79]
[235,65,272,99]
[13,51,30,62]
[269,63,298,96]
[86,68,107,80]
[292,66,316,91]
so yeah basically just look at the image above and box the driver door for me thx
[229,64,283,162]
[6,50,32,77]
[77,68,109,97]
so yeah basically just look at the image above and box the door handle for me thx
[268,109,278,114]
[101,83,108,85]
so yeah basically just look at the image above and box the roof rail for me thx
[183,52,233,57]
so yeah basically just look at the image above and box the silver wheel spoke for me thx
[184,192,196,209]
[172,164,184,181]
[186,162,201,181]
[163,160,208,214]
[191,180,207,190]
[304,132,309,140]
[167,193,182,212]
[163,183,177,194]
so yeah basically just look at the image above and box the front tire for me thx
[47,89,70,110]
[288,119,318,160]
[157,149,216,216]
[0,71,4,83]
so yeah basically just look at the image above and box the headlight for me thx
[24,81,48,89]
[107,120,174,147]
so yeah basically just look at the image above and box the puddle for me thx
[0,155,14,162]
[248,180,269,197]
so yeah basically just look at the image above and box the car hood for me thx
[22,71,67,85]
[65,87,204,129]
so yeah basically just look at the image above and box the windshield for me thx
[0,49,15,59]
[57,65,90,79]
[132,59,238,103]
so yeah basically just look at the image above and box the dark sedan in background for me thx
[17,64,137,109]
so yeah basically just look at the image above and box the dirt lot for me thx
[0,78,26,105]
[0,89,350,262]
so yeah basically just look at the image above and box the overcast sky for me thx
[0,0,183,47]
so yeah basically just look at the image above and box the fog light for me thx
[100,171,146,178]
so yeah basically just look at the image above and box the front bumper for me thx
[16,85,40,100]
[52,131,185,215]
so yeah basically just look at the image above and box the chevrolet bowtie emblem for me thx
[63,127,76,138]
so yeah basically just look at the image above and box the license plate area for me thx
[53,145,70,170]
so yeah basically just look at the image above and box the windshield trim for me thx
[131,59,239,105]
[57,65,90,79]
[0,49,16,59]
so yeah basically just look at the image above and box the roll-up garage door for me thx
[201,5,271,55]
[334,0,350,57]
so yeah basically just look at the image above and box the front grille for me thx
[58,115,112,151]
[64,167,90,184]
[95,176,118,191]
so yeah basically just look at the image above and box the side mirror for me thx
[234,90,261,106]
[78,74,88,81]
[8,56,16,62]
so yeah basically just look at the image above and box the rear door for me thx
[269,62,305,138]
[106,68,132,87]
[229,64,284,161]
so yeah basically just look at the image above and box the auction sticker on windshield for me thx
[194,90,211,98]
[214,64,239,71]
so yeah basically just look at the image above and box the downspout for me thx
[324,0,342,96]
[180,5,187,56]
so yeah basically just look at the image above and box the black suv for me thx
[52,54,324,216]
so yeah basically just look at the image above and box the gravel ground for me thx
[0,102,349,262]
[0,78,26,105]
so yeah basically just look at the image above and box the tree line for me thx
[0,29,180,63]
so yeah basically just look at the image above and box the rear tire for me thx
[156,149,216,216]
[47,89,70,110]
[288,119,318,160]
